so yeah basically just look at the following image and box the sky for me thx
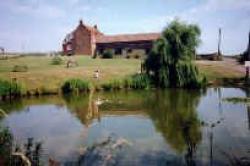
[0,0,249,54]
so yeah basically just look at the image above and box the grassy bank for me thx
[0,56,141,94]
[0,55,246,95]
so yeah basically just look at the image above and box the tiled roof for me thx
[84,25,103,35]
[96,33,161,44]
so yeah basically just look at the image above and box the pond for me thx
[0,88,250,165]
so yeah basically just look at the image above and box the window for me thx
[115,48,122,55]
[99,49,104,54]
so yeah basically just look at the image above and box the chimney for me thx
[79,19,83,26]
[94,24,98,29]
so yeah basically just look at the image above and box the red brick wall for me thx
[73,25,92,55]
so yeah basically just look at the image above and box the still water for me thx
[0,88,250,165]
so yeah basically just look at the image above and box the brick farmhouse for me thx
[62,20,161,57]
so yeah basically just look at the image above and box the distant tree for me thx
[144,20,206,88]
[239,51,249,64]
[0,47,4,54]
[239,31,250,63]
[102,49,113,59]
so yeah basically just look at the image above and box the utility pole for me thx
[218,28,222,60]
[248,31,250,61]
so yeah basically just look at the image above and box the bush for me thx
[12,65,28,72]
[123,77,133,89]
[102,49,113,59]
[101,80,122,91]
[134,54,140,59]
[101,74,151,91]
[0,79,21,98]
[101,83,113,91]
[51,56,63,65]
[61,79,91,94]
[128,74,151,89]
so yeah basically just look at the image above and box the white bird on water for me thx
[95,97,104,105]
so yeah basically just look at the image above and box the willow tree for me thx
[144,20,206,88]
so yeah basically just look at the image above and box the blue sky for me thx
[0,0,249,54]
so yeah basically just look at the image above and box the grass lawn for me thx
[0,55,245,94]
[0,56,141,93]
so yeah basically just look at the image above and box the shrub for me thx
[102,49,113,59]
[61,79,91,94]
[12,65,28,72]
[123,77,133,89]
[101,82,113,91]
[0,79,21,98]
[51,56,63,65]
[101,80,122,91]
[129,74,151,89]
[101,74,151,91]
[134,54,140,59]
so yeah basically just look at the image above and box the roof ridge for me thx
[96,33,161,44]
[103,32,161,36]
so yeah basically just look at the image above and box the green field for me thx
[0,55,245,94]
[0,56,141,93]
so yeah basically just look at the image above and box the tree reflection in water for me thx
[246,88,250,130]
[2,88,250,165]
[62,89,205,165]
[63,92,100,127]
[144,89,205,165]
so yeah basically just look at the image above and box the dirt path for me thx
[196,57,246,79]
[223,57,245,73]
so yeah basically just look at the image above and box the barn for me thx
[62,20,160,57]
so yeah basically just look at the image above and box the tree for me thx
[144,20,206,88]
[102,49,113,59]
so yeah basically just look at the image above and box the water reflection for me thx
[144,90,204,165]
[1,88,250,165]
[63,93,100,127]
[62,90,204,165]
[245,88,250,130]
